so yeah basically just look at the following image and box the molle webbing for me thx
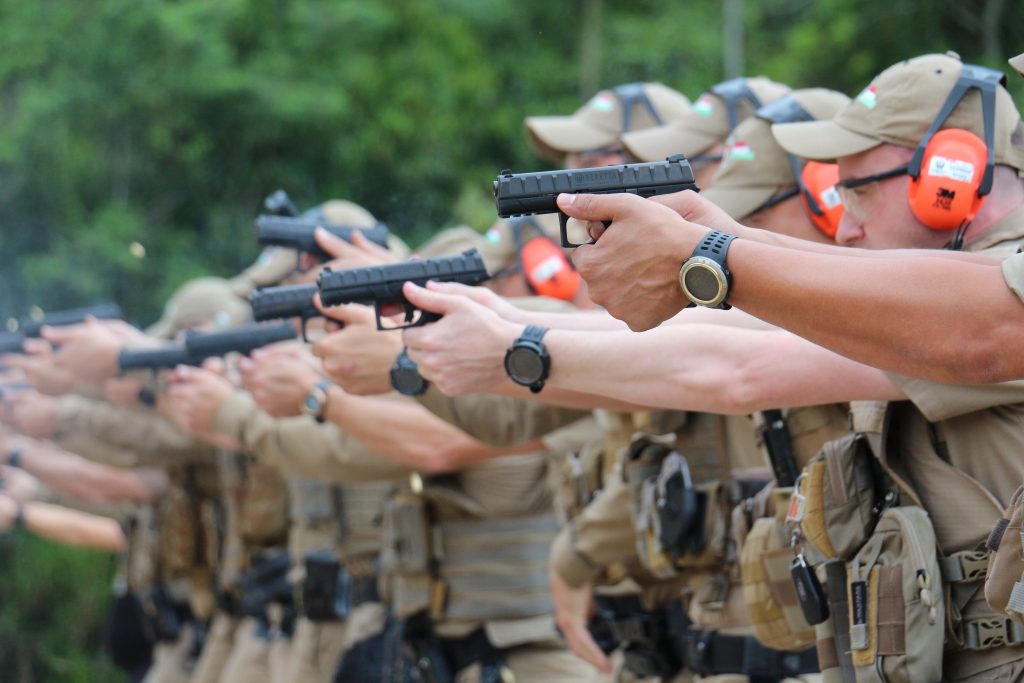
[287,478,338,525]
[339,481,390,558]
[435,513,560,621]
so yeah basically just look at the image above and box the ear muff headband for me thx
[509,217,581,301]
[712,78,764,131]
[906,64,1005,231]
[613,82,664,133]
[756,96,843,236]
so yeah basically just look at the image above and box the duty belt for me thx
[591,595,819,681]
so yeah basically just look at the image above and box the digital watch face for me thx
[682,257,726,306]
[506,346,545,384]
[391,365,427,396]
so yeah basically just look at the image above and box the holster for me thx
[237,550,293,620]
[300,549,379,621]
[400,611,508,683]
[144,584,192,643]
[591,595,819,681]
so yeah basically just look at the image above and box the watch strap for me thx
[6,449,22,469]
[313,379,332,423]
[521,325,549,344]
[694,230,736,262]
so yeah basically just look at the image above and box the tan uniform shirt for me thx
[214,391,408,484]
[55,395,215,466]
[416,387,589,447]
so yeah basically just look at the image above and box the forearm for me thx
[546,325,904,413]
[22,502,126,552]
[18,445,158,503]
[731,222,997,263]
[215,392,411,483]
[324,390,514,473]
[726,239,1023,383]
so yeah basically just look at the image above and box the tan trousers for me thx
[190,614,238,683]
[141,624,194,683]
[216,616,272,683]
[453,641,595,683]
[280,618,348,683]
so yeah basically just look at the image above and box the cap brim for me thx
[1011,54,1024,78]
[771,120,880,162]
[525,116,618,162]
[144,316,174,340]
[622,124,720,162]
[702,186,777,221]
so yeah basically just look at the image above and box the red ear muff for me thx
[519,236,581,301]
[800,161,844,238]
[907,128,988,231]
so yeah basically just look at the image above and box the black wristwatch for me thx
[678,230,736,309]
[504,326,550,394]
[302,379,332,423]
[390,348,429,397]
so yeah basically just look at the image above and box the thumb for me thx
[403,282,456,317]
[314,227,356,259]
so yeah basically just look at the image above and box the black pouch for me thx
[104,590,155,674]
[302,550,345,621]
[656,451,707,558]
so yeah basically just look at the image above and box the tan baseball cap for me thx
[773,53,1024,170]
[622,77,792,162]
[229,247,299,298]
[1011,53,1024,78]
[147,277,252,339]
[525,83,692,163]
[703,89,851,219]
[415,225,511,274]
[230,198,383,297]
[317,199,379,228]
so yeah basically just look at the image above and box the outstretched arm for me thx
[561,190,1024,384]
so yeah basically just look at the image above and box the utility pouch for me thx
[985,485,1024,620]
[740,506,818,651]
[843,506,943,683]
[158,482,198,576]
[798,434,880,561]
[381,491,435,617]
[238,461,289,545]
[655,451,707,558]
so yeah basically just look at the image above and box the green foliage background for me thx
[0,1,1022,680]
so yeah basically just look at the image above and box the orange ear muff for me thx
[907,128,988,231]
[519,236,581,301]
[800,161,844,238]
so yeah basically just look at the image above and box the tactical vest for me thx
[782,400,1020,682]
[379,454,560,646]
